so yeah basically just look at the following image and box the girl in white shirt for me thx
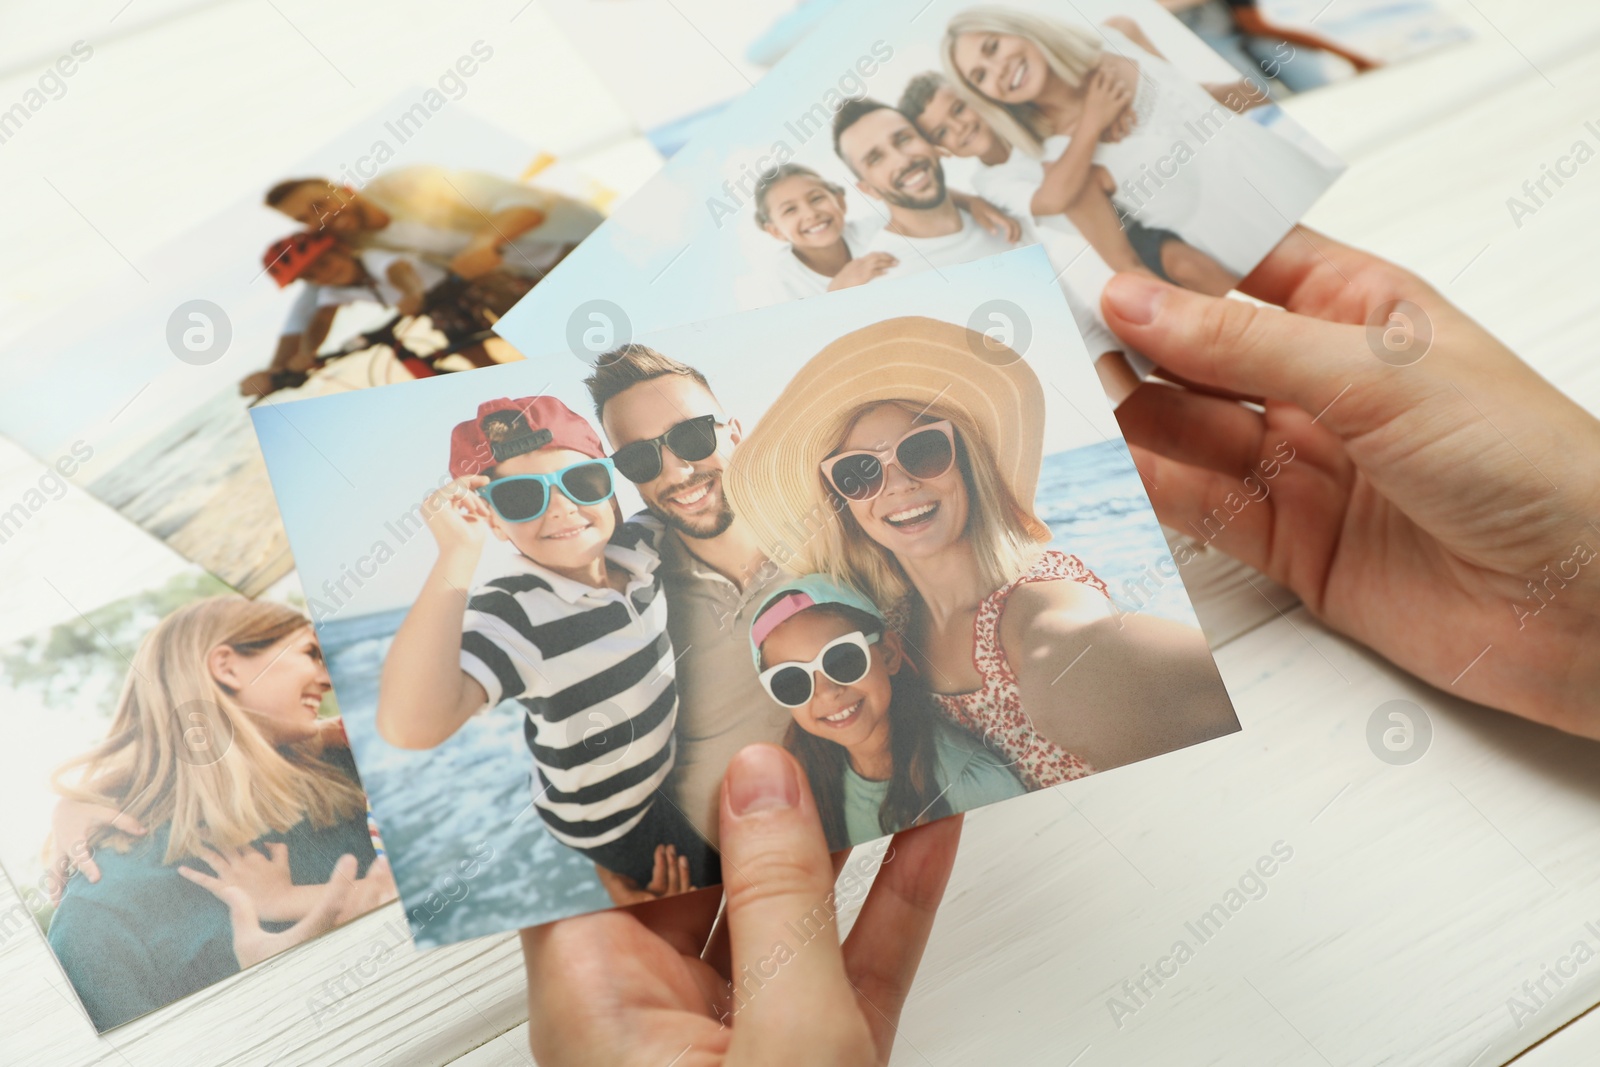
[751,164,896,303]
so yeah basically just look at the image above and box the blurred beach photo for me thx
[252,249,1239,947]
[0,98,612,598]
[0,439,391,1032]
[496,0,1345,400]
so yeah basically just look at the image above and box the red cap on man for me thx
[448,396,606,479]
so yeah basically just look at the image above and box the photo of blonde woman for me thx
[21,594,393,1030]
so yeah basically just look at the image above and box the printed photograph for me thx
[252,249,1239,947]
[1160,0,1471,97]
[0,439,393,1033]
[0,99,613,598]
[497,0,1345,400]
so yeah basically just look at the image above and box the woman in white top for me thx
[941,6,1339,276]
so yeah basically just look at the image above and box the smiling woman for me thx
[42,597,390,1031]
[726,315,1239,791]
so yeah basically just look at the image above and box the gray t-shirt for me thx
[656,527,792,846]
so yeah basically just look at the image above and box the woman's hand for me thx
[594,844,695,907]
[1103,227,1600,736]
[828,251,899,291]
[196,854,360,970]
[45,799,146,904]
[1080,68,1134,138]
[522,744,962,1065]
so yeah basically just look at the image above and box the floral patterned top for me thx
[901,550,1111,791]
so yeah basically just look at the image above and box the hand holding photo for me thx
[252,248,1240,947]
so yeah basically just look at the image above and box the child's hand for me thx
[425,476,492,563]
[828,252,898,291]
[1081,68,1134,136]
[595,844,696,906]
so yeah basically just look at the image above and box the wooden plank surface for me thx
[2,0,1598,1063]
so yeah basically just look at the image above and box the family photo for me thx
[0,103,610,598]
[253,250,1238,945]
[0,440,393,1032]
[495,0,1344,401]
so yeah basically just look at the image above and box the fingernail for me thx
[1104,273,1166,326]
[727,744,800,816]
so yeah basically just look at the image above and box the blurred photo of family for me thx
[0,107,609,599]
[252,251,1238,938]
[244,162,602,402]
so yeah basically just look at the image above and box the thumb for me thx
[1100,272,1429,438]
[718,745,858,1041]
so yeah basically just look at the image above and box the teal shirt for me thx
[840,719,1026,845]
[47,746,375,1031]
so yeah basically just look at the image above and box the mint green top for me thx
[841,719,1025,844]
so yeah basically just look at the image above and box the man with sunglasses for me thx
[585,345,794,846]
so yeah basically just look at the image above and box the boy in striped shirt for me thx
[376,395,717,900]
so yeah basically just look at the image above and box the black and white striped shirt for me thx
[458,518,676,849]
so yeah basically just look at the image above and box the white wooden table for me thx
[2,0,1598,1063]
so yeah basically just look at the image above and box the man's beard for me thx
[647,473,736,540]
[876,158,948,212]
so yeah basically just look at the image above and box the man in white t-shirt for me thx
[266,164,602,282]
[831,99,1019,280]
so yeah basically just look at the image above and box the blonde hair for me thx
[940,6,1105,159]
[809,400,1043,612]
[51,597,366,865]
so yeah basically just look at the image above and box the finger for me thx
[1100,271,1427,439]
[719,745,857,1037]
[80,856,101,884]
[676,854,692,895]
[648,845,669,893]
[1115,378,1265,479]
[1238,226,1412,319]
[177,865,225,895]
[843,816,963,1059]
[107,812,146,836]
[217,884,262,939]
[297,856,358,936]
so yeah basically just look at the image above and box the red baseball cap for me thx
[263,232,337,288]
[448,396,605,479]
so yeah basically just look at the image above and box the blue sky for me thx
[255,248,1124,617]
[494,0,1339,357]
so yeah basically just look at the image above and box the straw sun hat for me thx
[724,315,1048,570]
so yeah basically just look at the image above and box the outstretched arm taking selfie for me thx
[376,476,493,750]
[1004,579,1240,770]
[1104,227,1600,736]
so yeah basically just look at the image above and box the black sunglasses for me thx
[610,414,721,484]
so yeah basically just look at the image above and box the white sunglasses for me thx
[758,631,881,708]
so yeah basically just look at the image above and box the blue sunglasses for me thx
[477,458,617,523]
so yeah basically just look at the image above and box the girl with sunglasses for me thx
[750,575,1023,851]
[377,395,717,906]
